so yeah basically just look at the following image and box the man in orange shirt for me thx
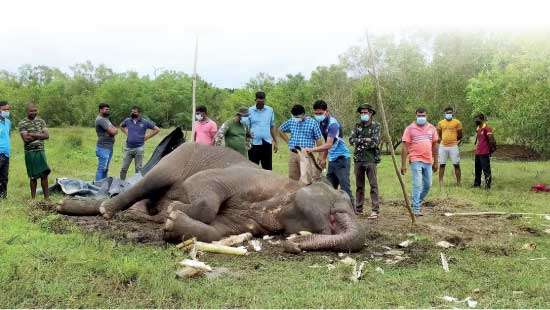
[437,107,463,186]
[401,107,439,216]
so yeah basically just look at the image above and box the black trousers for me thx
[327,156,354,205]
[0,153,9,198]
[474,154,492,188]
[248,140,272,170]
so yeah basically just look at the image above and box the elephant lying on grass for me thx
[61,143,365,253]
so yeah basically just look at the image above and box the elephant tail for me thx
[283,212,365,253]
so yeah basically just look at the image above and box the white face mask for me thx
[0,111,9,119]
[195,114,203,121]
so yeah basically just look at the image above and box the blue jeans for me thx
[327,156,354,205]
[410,161,432,213]
[95,146,113,181]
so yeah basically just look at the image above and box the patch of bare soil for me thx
[29,197,534,263]
[463,144,542,161]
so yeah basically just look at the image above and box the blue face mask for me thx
[240,116,249,125]
[444,113,453,120]
[416,116,427,125]
[0,111,9,119]
[360,114,370,122]
[314,115,326,122]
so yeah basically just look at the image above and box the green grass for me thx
[1,127,549,308]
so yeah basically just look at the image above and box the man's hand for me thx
[273,141,278,153]
[303,147,313,154]
[432,163,439,173]
[317,157,326,169]
[400,166,407,175]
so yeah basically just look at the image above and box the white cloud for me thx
[2,0,549,87]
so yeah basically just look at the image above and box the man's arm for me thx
[401,143,409,175]
[432,141,439,172]
[278,129,289,144]
[348,127,358,146]
[213,121,229,146]
[144,126,160,141]
[29,128,49,140]
[304,136,334,153]
[119,121,128,136]
[457,129,463,143]
[270,126,278,153]
[101,119,117,136]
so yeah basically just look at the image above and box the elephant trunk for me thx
[284,212,365,253]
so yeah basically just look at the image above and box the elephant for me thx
[98,143,365,253]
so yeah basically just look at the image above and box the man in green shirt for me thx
[214,107,250,157]
[18,103,51,200]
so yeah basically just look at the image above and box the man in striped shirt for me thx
[400,107,439,216]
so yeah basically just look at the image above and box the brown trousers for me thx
[355,162,380,212]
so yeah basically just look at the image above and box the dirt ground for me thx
[463,144,542,161]
[29,197,534,264]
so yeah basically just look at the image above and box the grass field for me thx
[1,127,549,308]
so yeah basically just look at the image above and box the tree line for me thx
[0,31,548,155]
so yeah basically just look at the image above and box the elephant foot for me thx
[282,240,302,254]
[99,201,115,219]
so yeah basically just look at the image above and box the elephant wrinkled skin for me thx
[98,143,365,253]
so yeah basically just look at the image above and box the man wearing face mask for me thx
[349,104,381,217]
[437,106,463,186]
[95,103,118,181]
[473,113,495,189]
[214,107,251,157]
[193,105,217,145]
[304,100,353,205]
[278,104,323,181]
[0,101,12,199]
[119,106,160,180]
[247,91,278,170]
[401,107,439,216]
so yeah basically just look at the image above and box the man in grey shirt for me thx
[95,103,118,181]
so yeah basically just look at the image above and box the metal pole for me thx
[191,36,198,140]
[366,32,416,224]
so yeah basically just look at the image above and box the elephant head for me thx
[280,182,365,253]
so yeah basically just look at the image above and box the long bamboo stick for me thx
[191,36,199,139]
[366,32,415,224]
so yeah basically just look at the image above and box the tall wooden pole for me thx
[366,32,416,224]
[191,36,199,139]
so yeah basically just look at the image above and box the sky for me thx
[2,0,550,88]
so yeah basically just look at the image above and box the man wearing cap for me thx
[278,104,323,181]
[214,107,251,157]
[247,91,278,170]
[349,103,381,217]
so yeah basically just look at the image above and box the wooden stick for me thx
[366,32,415,224]
[191,36,199,139]
[194,241,247,255]
[444,212,550,217]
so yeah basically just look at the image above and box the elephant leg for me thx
[164,210,229,242]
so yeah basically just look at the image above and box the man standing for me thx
[95,103,117,181]
[278,104,323,181]
[18,103,51,199]
[349,104,381,218]
[473,113,495,189]
[401,107,439,216]
[437,107,463,186]
[0,101,11,199]
[214,107,251,157]
[248,91,278,170]
[119,106,160,180]
[193,105,217,145]
[304,100,353,204]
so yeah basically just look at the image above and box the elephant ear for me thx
[297,149,322,185]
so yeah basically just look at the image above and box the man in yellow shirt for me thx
[437,107,463,186]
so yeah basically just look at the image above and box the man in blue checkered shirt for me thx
[278,104,323,181]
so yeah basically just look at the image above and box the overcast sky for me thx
[2,0,549,88]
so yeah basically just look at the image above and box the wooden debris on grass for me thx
[444,211,550,218]
[436,241,455,249]
[176,258,213,279]
[440,252,449,272]
[521,243,537,251]
[399,240,414,248]
[248,239,262,252]
[213,232,252,246]
[178,238,248,256]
